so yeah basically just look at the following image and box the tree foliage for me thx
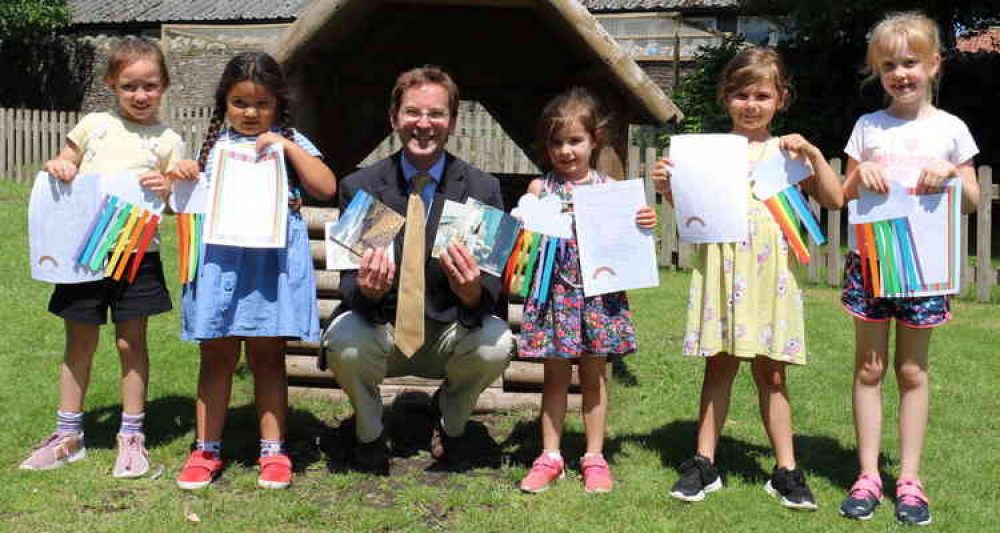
[0,1,87,109]
[664,1,999,167]
[668,37,744,136]
[0,0,70,41]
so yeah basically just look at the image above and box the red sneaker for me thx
[258,454,293,489]
[176,450,222,490]
[519,454,565,493]
[581,455,614,494]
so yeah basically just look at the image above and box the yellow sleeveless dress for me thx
[681,138,807,365]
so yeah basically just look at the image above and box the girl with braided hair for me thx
[169,51,335,490]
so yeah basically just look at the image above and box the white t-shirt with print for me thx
[844,108,978,248]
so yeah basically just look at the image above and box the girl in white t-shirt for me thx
[838,12,980,526]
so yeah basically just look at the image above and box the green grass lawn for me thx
[2,179,997,532]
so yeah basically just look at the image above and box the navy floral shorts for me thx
[840,252,950,328]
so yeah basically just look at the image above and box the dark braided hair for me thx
[196,52,296,171]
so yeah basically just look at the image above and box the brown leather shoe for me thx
[428,387,455,461]
[429,421,449,460]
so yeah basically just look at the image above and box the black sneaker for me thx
[351,432,391,475]
[669,454,722,502]
[839,474,882,520]
[895,480,932,526]
[765,467,818,510]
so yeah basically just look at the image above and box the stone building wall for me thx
[637,60,694,94]
[76,31,268,114]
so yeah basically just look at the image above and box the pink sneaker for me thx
[519,454,565,493]
[176,450,223,490]
[257,454,293,489]
[19,432,86,470]
[113,433,150,479]
[581,455,613,494]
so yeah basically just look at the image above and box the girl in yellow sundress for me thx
[651,47,843,509]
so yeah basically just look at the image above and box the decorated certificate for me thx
[572,179,659,297]
[204,142,288,248]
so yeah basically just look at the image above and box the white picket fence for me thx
[0,108,81,183]
[0,103,539,182]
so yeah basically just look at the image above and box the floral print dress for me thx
[682,139,807,365]
[518,173,637,360]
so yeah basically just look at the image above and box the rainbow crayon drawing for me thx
[852,181,961,297]
[761,186,825,264]
[74,194,162,282]
[176,212,204,284]
[501,229,561,305]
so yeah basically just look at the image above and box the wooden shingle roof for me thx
[69,0,311,25]
[582,0,738,11]
[69,0,738,25]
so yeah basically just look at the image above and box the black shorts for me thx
[48,252,172,325]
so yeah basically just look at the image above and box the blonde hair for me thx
[865,12,942,91]
[717,47,792,110]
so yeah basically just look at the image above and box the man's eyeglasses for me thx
[401,108,449,122]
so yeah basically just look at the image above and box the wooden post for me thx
[826,158,843,286]
[807,195,821,283]
[597,120,628,180]
[41,110,50,164]
[960,203,972,296]
[656,147,678,268]
[643,146,657,207]
[14,109,23,182]
[976,165,993,301]
[0,108,6,180]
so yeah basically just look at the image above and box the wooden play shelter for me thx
[272,0,682,409]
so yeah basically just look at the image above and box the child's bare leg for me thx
[696,353,740,461]
[540,359,572,452]
[58,320,101,413]
[894,325,931,481]
[852,319,891,476]
[579,356,608,455]
[751,357,795,469]
[196,338,241,441]
[114,318,149,415]
[245,338,288,443]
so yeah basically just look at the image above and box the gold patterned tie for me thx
[395,173,432,357]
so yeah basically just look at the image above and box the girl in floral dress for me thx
[517,88,658,494]
[651,47,843,508]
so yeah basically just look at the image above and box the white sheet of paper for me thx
[908,192,949,286]
[28,172,105,284]
[101,171,165,214]
[750,149,812,200]
[204,142,288,248]
[325,221,394,270]
[847,182,916,224]
[572,179,659,297]
[169,173,211,213]
[669,134,749,243]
